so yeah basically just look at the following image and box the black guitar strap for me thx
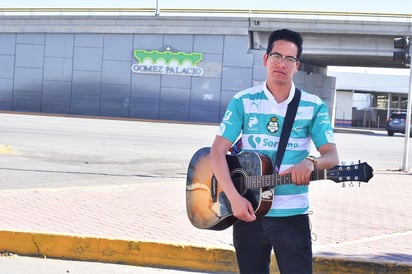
[274,88,301,173]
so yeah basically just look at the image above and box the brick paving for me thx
[0,170,411,270]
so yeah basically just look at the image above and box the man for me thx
[210,29,339,274]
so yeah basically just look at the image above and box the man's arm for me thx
[279,143,339,185]
[209,135,257,222]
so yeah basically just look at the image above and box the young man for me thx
[210,29,339,274]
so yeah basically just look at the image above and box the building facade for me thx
[0,15,336,124]
[330,71,410,129]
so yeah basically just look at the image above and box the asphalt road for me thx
[0,254,229,274]
[0,112,411,190]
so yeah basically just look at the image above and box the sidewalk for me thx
[0,171,411,273]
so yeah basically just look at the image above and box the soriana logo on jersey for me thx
[132,46,203,76]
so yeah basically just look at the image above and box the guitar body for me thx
[186,147,274,230]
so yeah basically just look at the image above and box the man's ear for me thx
[295,61,301,72]
[263,53,268,67]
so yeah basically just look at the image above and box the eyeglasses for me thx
[268,52,299,66]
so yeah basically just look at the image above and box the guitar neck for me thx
[246,169,327,189]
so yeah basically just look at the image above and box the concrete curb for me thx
[1,231,411,274]
[0,231,237,273]
[333,128,382,135]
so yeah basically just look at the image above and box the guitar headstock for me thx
[327,161,373,184]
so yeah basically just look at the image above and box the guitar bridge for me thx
[211,175,217,202]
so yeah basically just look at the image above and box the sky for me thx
[1,0,411,14]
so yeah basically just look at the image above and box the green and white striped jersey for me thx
[217,81,335,217]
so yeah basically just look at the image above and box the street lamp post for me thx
[394,36,411,172]
[155,0,160,16]
[402,64,412,172]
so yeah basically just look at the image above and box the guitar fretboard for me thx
[246,169,327,189]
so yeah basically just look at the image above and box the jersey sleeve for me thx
[216,96,244,143]
[310,102,335,148]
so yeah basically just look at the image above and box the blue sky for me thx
[1,0,411,14]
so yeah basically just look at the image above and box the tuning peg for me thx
[341,160,354,166]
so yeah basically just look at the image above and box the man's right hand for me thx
[230,194,256,222]
[210,135,257,223]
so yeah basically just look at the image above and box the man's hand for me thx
[279,144,339,185]
[210,135,257,223]
[229,194,257,222]
[279,158,314,185]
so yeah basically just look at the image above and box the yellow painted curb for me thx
[313,256,412,274]
[0,231,411,274]
[0,231,237,273]
[0,144,13,154]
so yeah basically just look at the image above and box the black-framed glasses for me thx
[268,52,299,66]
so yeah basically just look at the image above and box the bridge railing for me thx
[0,7,411,21]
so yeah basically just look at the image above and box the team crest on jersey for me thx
[267,116,279,134]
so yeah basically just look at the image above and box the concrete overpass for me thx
[249,13,412,69]
[1,8,411,69]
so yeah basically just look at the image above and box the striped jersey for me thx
[217,82,335,217]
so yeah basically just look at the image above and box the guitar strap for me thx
[274,88,301,173]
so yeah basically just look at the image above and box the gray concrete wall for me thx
[0,16,336,123]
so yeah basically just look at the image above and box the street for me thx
[0,112,410,190]
[0,254,228,274]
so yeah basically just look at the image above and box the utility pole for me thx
[393,36,411,172]
[402,64,412,172]
[155,0,160,16]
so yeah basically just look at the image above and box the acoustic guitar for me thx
[186,147,373,230]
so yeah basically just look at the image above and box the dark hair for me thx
[266,29,303,59]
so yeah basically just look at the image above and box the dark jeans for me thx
[233,214,312,274]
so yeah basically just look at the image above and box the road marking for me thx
[0,144,13,154]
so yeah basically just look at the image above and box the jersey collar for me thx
[263,81,296,105]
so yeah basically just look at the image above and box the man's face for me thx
[263,40,300,85]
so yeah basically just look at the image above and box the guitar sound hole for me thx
[231,169,247,195]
